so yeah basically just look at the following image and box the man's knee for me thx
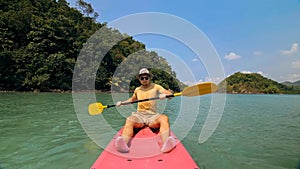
[159,114,169,123]
[125,116,144,128]
[124,117,133,124]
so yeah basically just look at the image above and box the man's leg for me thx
[149,114,170,143]
[115,115,144,153]
[149,114,176,153]
[122,116,144,143]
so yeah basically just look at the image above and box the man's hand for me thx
[159,93,167,100]
[167,89,174,94]
[116,101,123,107]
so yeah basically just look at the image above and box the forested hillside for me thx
[218,72,298,94]
[282,80,300,91]
[0,0,183,92]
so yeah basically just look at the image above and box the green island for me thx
[218,72,300,94]
[1,0,299,94]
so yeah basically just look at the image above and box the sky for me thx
[67,0,300,84]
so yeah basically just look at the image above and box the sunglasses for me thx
[139,76,150,81]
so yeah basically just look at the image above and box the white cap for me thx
[139,68,150,76]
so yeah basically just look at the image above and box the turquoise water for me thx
[0,93,299,169]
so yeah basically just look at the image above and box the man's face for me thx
[139,75,150,86]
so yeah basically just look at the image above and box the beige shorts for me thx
[129,112,160,126]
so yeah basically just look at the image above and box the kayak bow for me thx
[90,127,199,169]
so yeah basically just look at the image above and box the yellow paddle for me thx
[88,82,218,115]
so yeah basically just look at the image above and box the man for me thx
[115,68,176,153]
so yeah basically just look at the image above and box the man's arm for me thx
[116,90,138,106]
[160,88,173,95]
[157,84,174,99]
[126,90,138,102]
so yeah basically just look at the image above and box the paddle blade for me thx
[88,103,106,115]
[182,82,218,96]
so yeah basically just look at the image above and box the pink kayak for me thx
[90,127,200,169]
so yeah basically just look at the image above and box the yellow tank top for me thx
[133,83,164,114]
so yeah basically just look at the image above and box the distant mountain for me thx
[282,80,300,86]
[282,80,300,92]
[218,72,297,94]
[294,80,300,85]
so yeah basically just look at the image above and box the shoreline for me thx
[0,89,133,94]
[1,90,299,95]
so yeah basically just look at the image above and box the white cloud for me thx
[292,60,300,68]
[280,73,300,82]
[240,70,264,75]
[183,77,224,85]
[240,70,252,74]
[183,81,194,86]
[224,52,241,60]
[257,71,264,75]
[192,58,199,62]
[280,43,298,55]
[253,51,263,56]
[205,76,224,84]
[183,79,203,86]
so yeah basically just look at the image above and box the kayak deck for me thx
[90,127,200,169]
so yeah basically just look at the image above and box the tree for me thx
[76,0,99,20]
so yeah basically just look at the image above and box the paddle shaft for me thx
[106,93,181,108]
[88,82,217,115]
